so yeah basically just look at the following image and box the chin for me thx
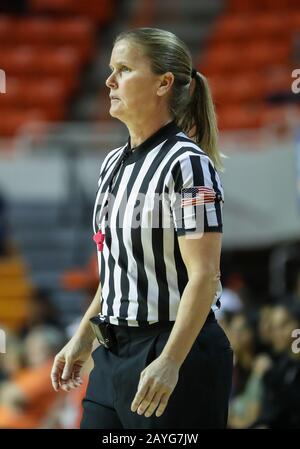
[109,107,125,121]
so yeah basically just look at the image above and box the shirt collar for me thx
[124,120,182,164]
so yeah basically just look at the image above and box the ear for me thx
[157,72,174,97]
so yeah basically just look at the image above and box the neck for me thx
[127,113,174,149]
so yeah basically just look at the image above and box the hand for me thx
[253,354,272,378]
[131,355,179,418]
[50,334,93,392]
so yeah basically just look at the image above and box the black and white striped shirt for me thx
[92,121,224,327]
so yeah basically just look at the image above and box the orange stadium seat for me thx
[209,15,254,45]
[29,0,115,24]
[38,47,82,75]
[202,40,291,76]
[288,11,300,32]
[0,47,37,76]
[0,15,15,42]
[1,78,69,108]
[0,46,82,76]
[0,46,80,76]
[199,45,242,75]
[241,41,291,70]
[217,105,262,130]
[13,18,95,61]
[227,0,300,13]
[0,259,33,330]
[0,109,50,137]
[209,74,266,107]
[0,257,26,278]
[249,14,289,38]
[263,68,294,97]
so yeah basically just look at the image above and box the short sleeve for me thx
[166,153,224,236]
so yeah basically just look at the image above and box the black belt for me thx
[111,309,215,338]
[90,310,216,349]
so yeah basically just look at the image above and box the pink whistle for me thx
[93,230,105,252]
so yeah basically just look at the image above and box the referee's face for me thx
[106,39,170,124]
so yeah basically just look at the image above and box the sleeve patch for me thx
[181,186,223,208]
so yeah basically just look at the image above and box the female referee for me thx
[51,28,233,429]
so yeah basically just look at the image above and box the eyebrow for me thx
[109,61,129,68]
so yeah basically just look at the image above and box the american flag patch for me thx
[181,186,220,208]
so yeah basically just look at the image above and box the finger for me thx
[51,371,60,391]
[60,383,72,392]
[144,391,163,418]
[51,360,64,391]
[73,365,84,383]
[136,388,158,416]
[67,378,83,389]
[131,382,151,413]
[61,359,73,381]
[73,364,83,380]
[155,392,170,418]
[59,378,80,392]
[62,379,80,390]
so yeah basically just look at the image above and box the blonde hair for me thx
[115,27,224,171]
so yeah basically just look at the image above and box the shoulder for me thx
[166,132,217,176]
[98,144,126,181]
[100,145,125,170]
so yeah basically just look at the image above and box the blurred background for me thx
[0,0,300,429]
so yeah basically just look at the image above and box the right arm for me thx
[51,283,102,392]
[75,282,102,343]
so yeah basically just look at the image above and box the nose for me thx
[106,72,117,89]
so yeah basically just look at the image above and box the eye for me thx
[120,66,130,72]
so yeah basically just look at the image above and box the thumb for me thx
[61,359,73,381]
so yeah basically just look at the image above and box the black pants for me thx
[80,314,233,429]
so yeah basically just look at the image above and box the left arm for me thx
[131,232,222,418]
[160,231,221,364]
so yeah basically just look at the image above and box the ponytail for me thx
[179,71,224,171]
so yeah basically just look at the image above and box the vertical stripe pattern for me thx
[92,122,224,326]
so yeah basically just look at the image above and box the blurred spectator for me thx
[268,305,300,358]
[228,353,272,429]
[22,325,66,368]
[18,289,63,339]
[254,305,300,428]
[256,305,274,354]
[227,312,259,398]
[0,325,67,428]
[0,329,23,382]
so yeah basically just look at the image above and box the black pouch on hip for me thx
[89,316,116,349]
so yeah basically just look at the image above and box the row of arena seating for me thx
[0,0,116,137]
[227,0,300,12]
[0,17,95,136]
[28,0,115,24]
[95,0,300,131]
[1,0,300,135]
[0,255,33,330]
[197,4,300,130]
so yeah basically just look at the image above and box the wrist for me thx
[159,351,183,369]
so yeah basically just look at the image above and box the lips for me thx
[110,95,120,100]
